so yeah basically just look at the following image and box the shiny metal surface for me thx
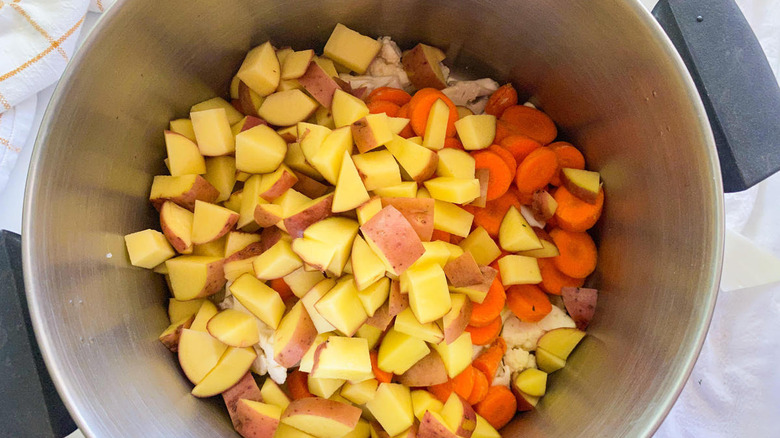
[23,0,723,436]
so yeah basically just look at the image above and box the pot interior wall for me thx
[24,0,722,436]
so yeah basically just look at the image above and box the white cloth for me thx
[0,0,112,191]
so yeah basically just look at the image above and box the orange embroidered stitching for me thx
[10,4,69,61]
[0,92,10,110]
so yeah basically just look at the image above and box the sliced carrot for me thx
[515,147,558,195]
[367,100,400,117]
[488,144,517,181]
[500,105,557,145]
[549,228,597,279]
[475,386,517,430]
[428,379,454,404]
[469,277,506,327]
[500,135,542,163]
[473,151,512,201]
[484,84,518,118]
[408,88,458,137]
[472,337,507,385]
[467,368,490,405]
[506,284,552,322]
[269,278,294,302]
[553,185,604,232]
[548,142,585,186]
[370,350,393,383]
[396,103,415,138]
[431,229,452,243]
[452,366,475,400]
[538,258,585,295]
[287,370,313,400]
[366,87,412,106]
[467,191,522,237]
[443,138,465,150]
[494,119,524,144]
[465,316,502,346]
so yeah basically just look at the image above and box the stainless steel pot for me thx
[19,0,780,436]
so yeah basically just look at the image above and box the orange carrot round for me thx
[548,142,585,186]
[269,278,294,302]
[500,135,542,163]
[469,277,506,327]
[367,100,400,117]
[553,185,604,232]
[489,144,517,181]
[538,258,585,295]
[370,350,393,383]
[494,119,524,144]
[549,228,597,279]
[475,386,517,430]
[485,84,518,118]
[473,151,512,201]
[500,105,557,145]
[515,147,558,195]
[465,316,502,346]
[408,88,458,137]
[443,138,465,150]
[428,379,453,403]
[366,87,412,106]
[472,337,507,385]
[431,229,452,243]
[506,284,552,322]
[467,368,490,405]
[452,366,475,400]
[396,103,415,138]
[467,191,522,237]
[287,370,313,399]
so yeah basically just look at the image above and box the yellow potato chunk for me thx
[261,378,292,410]
[332,89,370,128]
[165,255,225,300]
[365,383,414,436]
[352,113,393,153]
[459,226,502,265]
[497,255,542,285]
[454,114,496,150]
[164,131,206,177]
[436,148,476,179]
[315,277,369,336]
[333,151,370,213]
[424,177,481,204]
[498,206,543,252]
[355,323,383,350]
[473,415,501,438]
[411,390,444,421]
[514,368,548,397]
[258,90,319,127]
[124,229,175,269]
[206,309,260,348]
[253,239,303,280]
[307,376,345,398]
[393,308,444,343]
[351,236,387,292]
[431,332,473,378]
[298,122,332,162]
[323,24,382,74]
[311,336,372,381]
[311,126,353,185]
[203,156,236,203]
[377,327,430,374]
[352,150,402,191]
[191,346,257,398]
[341,379,378,405]
[281,49,315,80]
[235,124,287,174]
[229,273,286,329]
[237,41,281,96]
[422,99,450,150]
[169,118,196,142]
[405,263,452,324]
[191,108,235,156]
[432,200,473,237]
[372,181,418,198]
[299,332,334,373]
[191,97,244,125]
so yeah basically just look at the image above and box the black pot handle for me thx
[653,0,780,193]
[0,230,77,438]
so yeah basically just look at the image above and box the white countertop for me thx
[2,2,779,437]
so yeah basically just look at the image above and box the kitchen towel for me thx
[0,0,112,192]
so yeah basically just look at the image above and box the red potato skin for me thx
[352,117,383,154]
[260,168,299,201]
[260,227,283,252]
[443,252,484,287]
[449,394,477,438]
[561,287,598,330]
[201,212,239,244]
[365,301,394,331]
[397,350,449,387]
[360,206,425,275]
[370,421,392,438]
[418,411,459,438]
[239,116,269,133]
[151,175,220,211]
[274,306,318,368]
[298,61,342,109]
[531,190,557,222]
[443,298,472,344]
[159,202,192,253]
[511,382,538,412]
[254,204,283,228]
[388,279,409,317]
[292,171,330,198]
[197,258,228,298]
[234,399,280,438]
[462,266,499,298]
[280,397,362,428]
[401,44,447,90]
[380,197,435,242]
[470,168,490,208]
[158,315,194,352]
[222,373,263,429]
[225,241,264,264]
[238,81,261,116]
[284,194,335,239]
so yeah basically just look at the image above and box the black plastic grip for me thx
[653,0,780,192]
[0,230,76,438]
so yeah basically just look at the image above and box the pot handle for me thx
[653,0,780,193]
[0,230,77,438]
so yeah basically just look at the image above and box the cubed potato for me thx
[535,348,566,374]
[261,378,292,411]
[311,336,372,381]
[397,349,448,387]
[472,415,501,438]
[366,383,414,437]
[300,332,334,373]
[224,256,258,282]
[191,200,239,245]
[372,181,418,198]
[333,151,370,213]
[189,300,218,332]
[355,198,382,227]
[192,97,244,125]
[422,99,450,150]
[283,194,334,239]
[315,276,369,336]
[356,276,390,317]
[424,177,481,204]
[257,165,299,202]
[332,89,371,128]
[164,131,206,177]
[223,190,244,213]
[388,279,409,317]
[364,301,394,332]
[236,82,267,117]
[454,115,496,151]
[341,378,378,405]
[301,217,360,276]
[380,197,435,242]
[411,390,444,421]
[443,252,483,287]
[206,309,260,348]
[470,168,489,208]
[353,150,402,192]
[159,201,194,254]
[300,279,338,333]
[352,113,393,153]
[418,411,458,438]
[437,149,475,179]
[191,108,235,156]
[404,263,451,324]
[498,255,542,285]
[191,235,228,258]
[441,293,472,344]
[298,122,332,163]
[394,307,443,344]
[281,49,315,80]
[253,239,303,280]
[323,24,382,74]
[274,301,318,367]
[169,118,196,142]
[232,399,283,438]
[222,373,263,428]
[158,315,194,352]
[224,232,260,258]
[514,368,547,397]
[177,328,228,385]
[440,392,477,438]
[361,206,425,276]
[430,332,472,378]
[229,273,286,329]
[351,235,387,291]
[168,298,205,323]
[298,60,343,108]
[238,175,265,229]
[342,419,371,438]
[202,156,236,203]
[377,327,430,375]
[385,135,438,182]
[285,142,320,180]
[191,346,257,398]
[459,226,501,265]
[388,117,411,135]
[536,327,586,362]
[498,206,542,252]
[432,200,473,237]
[281,397,362,438]
[311,126,354,185]
[258,90,319,127]
[560,168,601,203]
[401,43,448,90]
[355,323,383,349]
[315,106,336,129]
[273,189,313,219]
[235,124,288,174]
[292,171,330,199]
[448,266,498,304]
[283,267,327,298]
[237,41,281,96]
[531,189,557,222]
[165,255,225,300]
[149,174,219,211]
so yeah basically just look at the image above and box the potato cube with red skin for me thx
[380,197,435,242]
[280,397,362,438]
[298,60,343,108]
[222,372,263,429]
[360,206,425,275]
[443,252,483,287]
[234,399,282,438]
[149,175,219,211]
